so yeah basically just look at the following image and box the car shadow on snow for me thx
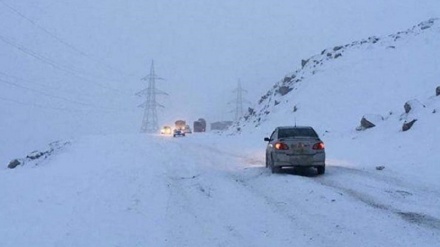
[278,167,320,177]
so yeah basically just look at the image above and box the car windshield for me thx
[278,128,318,138]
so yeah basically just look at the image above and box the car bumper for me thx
[273,152,325,168]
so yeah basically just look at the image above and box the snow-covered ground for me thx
[1,133,439,246]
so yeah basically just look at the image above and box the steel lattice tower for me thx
[232,80,248,121]
[137,60,167,133]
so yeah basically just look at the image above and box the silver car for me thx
[264,126,326,174]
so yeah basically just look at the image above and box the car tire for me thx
[317,166,325,175]
[265,155,269,168]
[270,155,281,174]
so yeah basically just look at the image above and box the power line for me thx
[0,95,85,113]
[0,77,93,107]
[0,0,132,78]
[0,93,132,114]
[0,73,133,113]
[0,70,63,92]
[0,33,130,95]
[0,70,129,104]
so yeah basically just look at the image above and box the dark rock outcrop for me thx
[27,151,47,160]
[360,117,376,129]
[358,114,384,130]
[404,99,425,113]
[436,86,440,96]
[277,86,292,96]
[6,140,71,169]
[301,59,309,68]
[402,119,417,131]
[404,102,411,113]
[7,159,21,169]
[333,46,343,51]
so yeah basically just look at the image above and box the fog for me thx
[1,0,439,147]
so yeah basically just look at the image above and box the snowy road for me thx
[1,133,439,246]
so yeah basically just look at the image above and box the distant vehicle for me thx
[193,118,206,132]
[264,126,326,174]
[173,129,186,137]
[175,120,186,130]
[183,124,192,134]
[160,126,172,135]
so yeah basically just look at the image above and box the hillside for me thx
[239,18,440,133]
[232,19,440,185]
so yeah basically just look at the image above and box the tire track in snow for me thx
[161,139,254,247]
[317,173,440,231]
[177,141,338,246]
[179,139,440,245]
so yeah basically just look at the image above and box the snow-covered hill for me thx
[239,18,440,134]
[231,18,440,185]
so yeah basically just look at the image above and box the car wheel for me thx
[317,166,325,175]
[265,155,269,168]
[270,155,281,174]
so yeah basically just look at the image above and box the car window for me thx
[270,130,277,140]
[278,128,318,138]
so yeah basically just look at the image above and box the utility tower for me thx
[231,79,248,121]
[137,60,167,133]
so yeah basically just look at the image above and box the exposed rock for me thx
[402,119,417,131]
[404,103,411,113]
[358,114,384,130]
[301,59,309,68]
[376,166,385,171]
[277,86,292,96]
[419,18,435,30]
[7,159,21,169]
[283,76,291,83]
[368,36,380,43]
[333,46,343,51]
[274,100,280,106]
[436,86,440,96]
[334,53,342,59]
[27,151,47,160]
[404,99,425,113]
[7,140,71,169]
[293,105,298,112]
[360,117,375,129]
[258,92,270,104]
[247,107,255,116]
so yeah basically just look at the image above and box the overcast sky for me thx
[1,0,440,127]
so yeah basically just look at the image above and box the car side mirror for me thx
[264,137,271,142]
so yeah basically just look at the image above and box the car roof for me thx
[277,126,314,129]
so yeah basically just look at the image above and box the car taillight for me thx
[313,142,325,150]
[274,142,289,150]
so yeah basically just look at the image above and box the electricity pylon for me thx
[230,79,249,121]
[136,60,167,133]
